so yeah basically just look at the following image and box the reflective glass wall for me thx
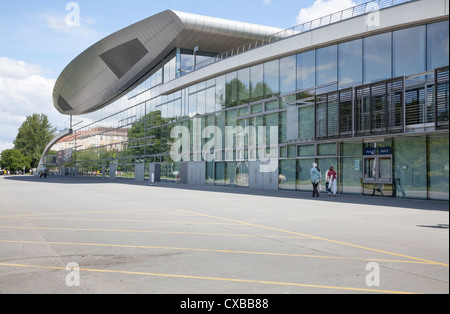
[61,20,448,200]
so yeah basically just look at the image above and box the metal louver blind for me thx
[315,94,328,139]
[315,89,353,140]
[355,78,404,136]
[355,85,371,137]
[435,66,449,130]
[339,89,353,137]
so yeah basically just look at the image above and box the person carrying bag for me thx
[326,166,337,197]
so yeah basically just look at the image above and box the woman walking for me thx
[326,166,337,197]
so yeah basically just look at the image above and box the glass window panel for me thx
[428,135,449,200]
[265,100,279,111]
[225,71,238,108]
[197,89,206,116]
[206,161,214,184]
[225,162,237,186]
[236,118,249,152]
[163,56,176,83]
[226,109,237,160]
[264,59,280,98]
[364,32,392,83]
[405,87,426,125]
[197,80,206,91]
[297,51,315,90]
[280,55,297,94]
[180,51,194,70]
[236,161,249,187]
[393,26,426,77]
[188,94,197,118]
[318,143,336,156]
[238,68,250,105]
[297,159,315,191]
[279,111,287,144]
[298,105,314,140]
[205,87,216,114]
[280,146,287,158]
[318,158,337,180]
[160,104,167,119]
[215,75,226,111]
[238,106,249,116]
[189,83,198,94]
[281,94,295,109]
[251,103,263,114]
[364,157,376,180]
[215,162,225,185]
[215,112,225,161]
[287,145,296,158]
[342,142,362,156]
[342,157,363,194]
[338,39,362,89]
[279,159,296,190]
[249,116,263,159]
[427,21,450,71]
[298,144,314,157]
[316,45,337,86]
[166,101,174,122]
[264,113,278,148]
[379,157,392,181]
[250,64,264,102]
[393,136,427,199]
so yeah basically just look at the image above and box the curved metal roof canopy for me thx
[53,10,285,116]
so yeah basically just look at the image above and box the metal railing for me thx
[185,0,414,73]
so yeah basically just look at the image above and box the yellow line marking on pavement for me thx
[0,226,307,240]
[0,240,435,265]
[0,262,419,294]
[171,208,449,267]
[0,208,175,218]
[0,216,240,226]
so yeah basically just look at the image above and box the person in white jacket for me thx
[326,166,337,197]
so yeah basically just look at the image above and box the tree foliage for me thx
[13,114,57,168]
[0,149,32,172]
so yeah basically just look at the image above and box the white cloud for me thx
[296,0,360,24]
[0,57,69,152]
[44,14,99,38]
[263,0,274,5]
[0,140,14,153]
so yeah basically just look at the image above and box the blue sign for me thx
[378,147,392,155]
[364,148,376,155]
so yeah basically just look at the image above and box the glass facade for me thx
[55,20,449,200]
[364,32,392,83]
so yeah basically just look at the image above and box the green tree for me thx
[13,114,57,168]
[0,149,32,172]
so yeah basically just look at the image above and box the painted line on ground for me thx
[0,239,435,265]
[171,208,449,267]
[0,262,419,294]
[0,216,240,226]
[0,226,308,240]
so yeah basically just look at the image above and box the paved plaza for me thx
[0,175,448,295]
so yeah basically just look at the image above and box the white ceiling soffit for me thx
[53,10,284,116]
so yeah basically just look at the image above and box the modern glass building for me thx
[47,0,449,200]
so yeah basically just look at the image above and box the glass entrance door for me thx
[378,157,393,183]
[363,156,393,196]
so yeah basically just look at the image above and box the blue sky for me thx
[0,0,361,152]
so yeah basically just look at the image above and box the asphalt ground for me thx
[0,175,448,296]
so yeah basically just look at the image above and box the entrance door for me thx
[363,156,393,196]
